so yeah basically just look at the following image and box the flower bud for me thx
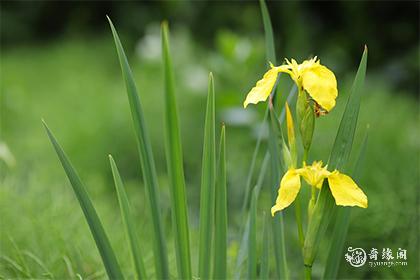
[296,90,315,153]
[282,140,292,168]
[285,102,297,167]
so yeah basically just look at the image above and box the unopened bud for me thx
[282,140,292,168]
[301,105,315,151]
[296,90,315,152]
[285,102,297,167]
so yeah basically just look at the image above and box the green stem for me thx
[311,186,316,201]
[303,149,308,164]
[294,195,305,248]
[305,265,312,280]
[308,186,316,223]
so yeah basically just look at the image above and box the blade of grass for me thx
[109,155,147,280]
[303,46,368,267]
[43,121,123,279]
[260,212,270,280]
[214,124,227,279]
[62,256,75,279]
[0,255,30,278]
[22,251,53,279]
[198,73,216,280]
[268,108,289,280]
[247,188,258,280]
[161,21,192,279]
[107,17,169,279]
[9,236,30,278]
[323,127,369,279]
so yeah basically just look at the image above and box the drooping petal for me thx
[327,171,368,208]
[297,161,330,189]
[243,66,279,108]
[243,63,293,108]
[271,169,301,216]
[301,64,338,112]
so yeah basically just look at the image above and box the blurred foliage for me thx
[1,1,418,94]
[1,2,419,279]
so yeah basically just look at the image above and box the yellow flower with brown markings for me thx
[271,161,367,216]
[243,58,338,113]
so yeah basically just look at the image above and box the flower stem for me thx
[294,195,305,248]
[308,185,317,223]
[311,186,316,201]
[305,265,312,280]
[303,149,308,164]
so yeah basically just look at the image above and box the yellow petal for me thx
[243,66,279,108]
[301,64,338,112]
[271,169,301,216]
[285,102,295,149]
[327,171,368,208]
[297,161,330,188]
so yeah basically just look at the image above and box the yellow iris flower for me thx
[243,58,338,112]
[271,161,367,216]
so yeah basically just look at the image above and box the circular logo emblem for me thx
[345,247,367,267]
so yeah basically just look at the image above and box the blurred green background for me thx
[1,1,418,279]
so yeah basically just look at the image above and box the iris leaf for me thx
[108,17,169,279]
[198,73,216,280]
[247,188,258,280]
[161,21,192,279]
[43,122,124,279]
[214,125,228,279]
[323,128,369,279]
[109,155,147,280]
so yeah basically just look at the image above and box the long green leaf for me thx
[247,188,258,280]
[329,46,368,169]
[242,85,296,214]
[259,0,276,63]
[43,121,123,279]
[234,214,250,280]
[214,124,227,279]
[303,46,368,267]
[107,17,169,279]
[241,0,292,214]
[198,73,216,280]
[161,21,192,279]
[268,108,289,280]
[235,153,269,279]
[323,128,369,279]
[260,212,270,280]
[109,155,147,280]
[260,1,289,277]
[241,108,268,213]
[241,0,276,216]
